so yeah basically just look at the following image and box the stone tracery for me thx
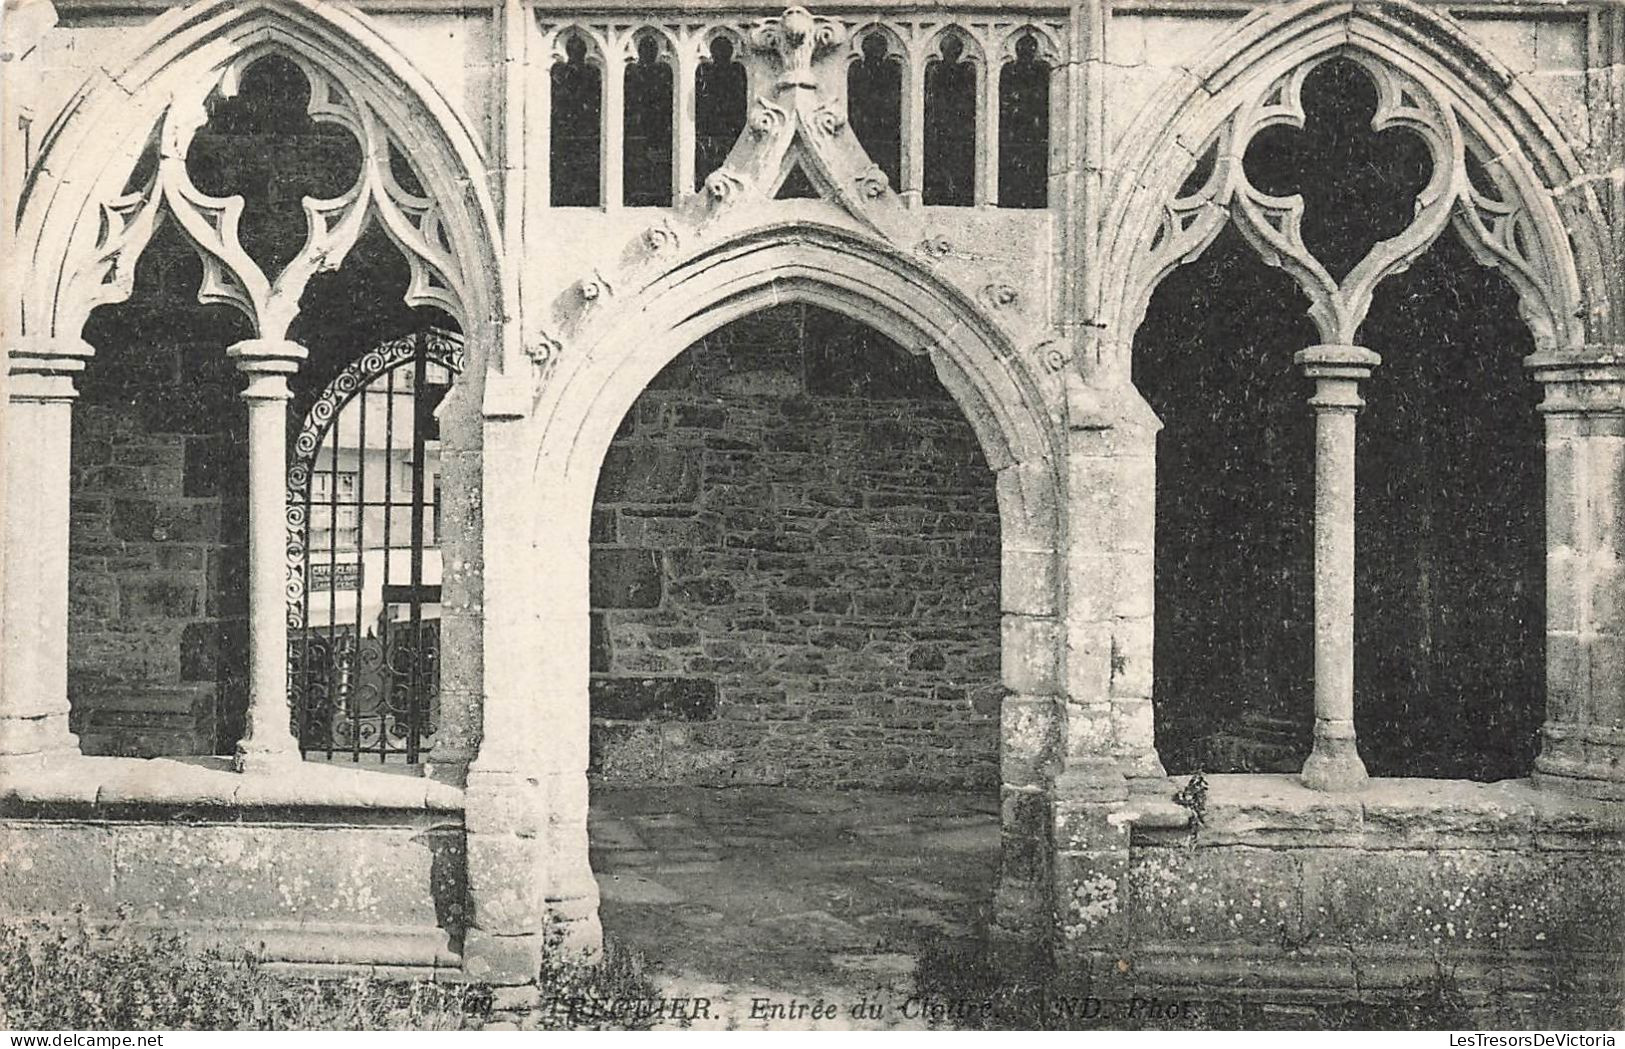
[81,49,472,342]
[1137,52,1481,347]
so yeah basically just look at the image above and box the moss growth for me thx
[1172,770,1209,843]
[0,916,487,1030]
[913,935,1623,1031]
[0,915,662,1031]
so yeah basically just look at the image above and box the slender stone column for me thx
[228,339,307,772]
[1295,345,1379,791]
[1527,347,1625,800]
[0,338,92,764]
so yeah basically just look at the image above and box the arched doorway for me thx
[585,301,1005,1003]
[492,226,1066,984]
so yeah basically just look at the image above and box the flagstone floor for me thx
[587,785,1002,1031]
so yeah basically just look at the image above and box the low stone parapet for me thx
[1055,773,1625,1017]
[0,755,466,972]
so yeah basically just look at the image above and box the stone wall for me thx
[0,759,466,970]
[1095,775,1625,1025]
[68,225,252,758]
[588,304,1003,790]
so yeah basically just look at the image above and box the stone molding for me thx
[5,336,93,401]
[0,755,464,814]
[1527,345,1625,414]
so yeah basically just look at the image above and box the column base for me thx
[1300,728,1368,792]
[1054,759,1130,805]
[1533,723,1625,801]
[0,715,80,759]
[1533,743,1625,801]
[463,929,545,985]
[1532,769,1625,802]
[1125,756,1170,795]
[538,900,604,968]
[232,742,304,774]
[989,898,1051,975]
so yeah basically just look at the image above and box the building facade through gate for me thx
[1,0,1622,1009]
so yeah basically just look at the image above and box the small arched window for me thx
[551,31,602,207]
[847,30,903,196]
[694,35,747,191]
[923,33,977,206]
[623,31,675,207]
[998,33,1050,209]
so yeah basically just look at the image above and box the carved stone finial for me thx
[753,7,846,91]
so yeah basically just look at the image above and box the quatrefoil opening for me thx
[184,55,365,277]
[1242,58,1434,283]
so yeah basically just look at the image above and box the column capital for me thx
[1294,344,1382,378]
[228,339,306,401]
[8,336,93,401]
[1525,345,1625,415]
[1066,372,1163,438]
[227,338,307,375]
[1296,344,1380,413]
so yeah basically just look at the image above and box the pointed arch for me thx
[1096,0,1605,375]
[15,0,504,371]
[484,222,1068,957]
[923,24,988,70]
[536,222,1060,515]
[844,21,908,67]
[543,24,610,71]
[996,24,1064,67]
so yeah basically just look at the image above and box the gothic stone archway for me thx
[465,225,1067,973]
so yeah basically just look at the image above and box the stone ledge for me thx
[0,755,464,816]
[1133,774,1624,849]
[9,916,460,972]
[1113,942,1622,1000]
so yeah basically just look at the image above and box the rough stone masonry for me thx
[589,303,1003,790]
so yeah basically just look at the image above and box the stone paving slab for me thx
[589,785,999,1029]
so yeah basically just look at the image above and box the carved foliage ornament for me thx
[643,219,681,254]
[982,283,1019,310]
[705,168,749,204]
[81,48,470,340]
[810,96,846,137]
[580,269,614,302]
[749,96,789,138]
[1136,52,1566,349]
[528,329,563,367]
[853,164,890,200]
[916,235,953,262]
[1032,337,1069,374]
[751,6,847,91]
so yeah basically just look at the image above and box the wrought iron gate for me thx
[286,328,463,762]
